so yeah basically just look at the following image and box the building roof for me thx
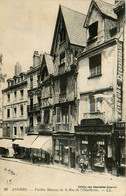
[44,53,54,75]
[50,5,86,55]
[61,5,86,47]
[95,0,117,19]
[114,0,125,13]
[84,0,117,27]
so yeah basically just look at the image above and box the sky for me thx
[0,0,115,89]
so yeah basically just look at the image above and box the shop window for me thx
[14,127,17,136]
[14,107,17,118]
[44,109,50,124]
[89,54,101,77]
[56,107,61,123]
[88,21,98,43]
[94,141,105,167]
[14,91,17,99]
[60,77,67,95]
[60,52,65,64]
[7,109,10,118]
[30,76,33,89]
[20,89,24,98]
[7,93,10,102]
[89,95,102,113]
[20,104,24,116]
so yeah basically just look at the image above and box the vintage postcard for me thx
[0,0,125,196]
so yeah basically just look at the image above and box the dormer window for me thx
[14,78,16,84]
[88,21,98,43]
[21,75,23,81]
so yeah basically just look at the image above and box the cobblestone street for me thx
[0,158,125,196]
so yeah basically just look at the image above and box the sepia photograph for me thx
[0,0,125,195]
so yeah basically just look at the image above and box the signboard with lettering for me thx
[114,122,125,129]
[75,125,112,133]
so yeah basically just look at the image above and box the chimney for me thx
[33,51,40,67]
[15,62,22,76]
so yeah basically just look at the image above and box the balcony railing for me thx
[83,112,105,121]
[39,123,52,132]
[25,125,40,133]
[55,124,71,132]
[27,103,41,113]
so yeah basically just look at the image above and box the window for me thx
[30,98,33,110]
[62,106,70,124]
[37,74,40,83]
[89,54,101,77]
[14,91,17,99]
[30,76,33,89]
[7,109,10,118]
[14,127,17,136]
[109,27,117,37]
[44,109,50,124]
[20,89,24,98]
[89,95,102,113]
[88,21,98,43]
[7,93,10,101]
[60,28,66,43]
[8,82,11,87]
[56,107,61,123]
[60,52,65,64]
[20,126,24,135]
[30,116,33,127]
[37,115,41,123]
[60,77,67,95]
[20,105,23,116]
[14,107,17,117]
[37,96,41,105]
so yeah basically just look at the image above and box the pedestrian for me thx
[79,157,85,173]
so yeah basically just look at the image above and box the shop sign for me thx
[75,125,112,132]
[114,122,125,129]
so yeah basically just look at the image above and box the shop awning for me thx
[76,132,111,135]
[19,135,38,148]
[30,136,52,154]
[13,139,24,145]
[0,139,13,148]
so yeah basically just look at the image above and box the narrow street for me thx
[0,158,125,196]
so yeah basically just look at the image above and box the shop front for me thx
[112,122,125,176]
[75,119,112,172]
[53,134,75,168]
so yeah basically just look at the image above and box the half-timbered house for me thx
[50,5,86,168]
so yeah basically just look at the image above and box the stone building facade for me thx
[2,63,28,138]
[75,0,125,174]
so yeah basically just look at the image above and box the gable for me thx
[50,5,86,56]
[84,0,117,27]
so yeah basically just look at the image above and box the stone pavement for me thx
[0,156,125,182]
